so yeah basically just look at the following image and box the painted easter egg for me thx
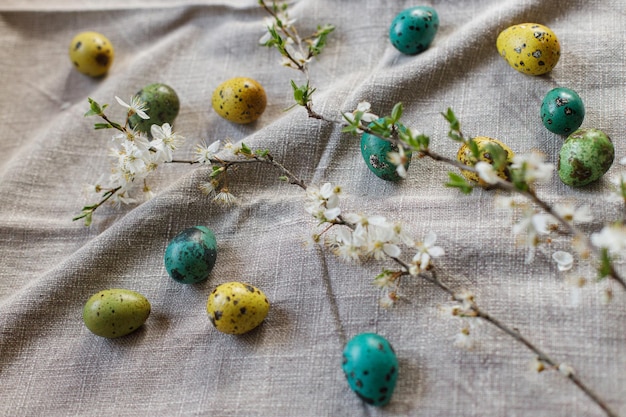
[389,6,439,55]
[360,120,412,181]
[83,289,151,338]
[164,226,217,284]
[496,23,560,75]
[558,128,614,186]
[342,333,398,406]
[540,87,585,135]
[69,31,114,77]
[212,77,267,124]
[456,136,514,185]
[128,83,180,134]
[206,282,270,334]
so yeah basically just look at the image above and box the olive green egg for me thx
[207,282,270,335]
[212,77,267,124]
[128,83,180,134]
[83,289,151,338]
[558,128,614,187]
[456,136,514,185]
[496,23,560,75]
[69,31,114,77]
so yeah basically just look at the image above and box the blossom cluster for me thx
[305,182,445,306]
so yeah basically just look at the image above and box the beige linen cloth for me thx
[0,0,624,416]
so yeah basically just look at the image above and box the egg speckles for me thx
[207,282,270,334]
[69,31,114,77]
[164,226,217,284]
[496,23,560,75]
[212,77,267,124]
[541,87,585,135]
[558,128,614,186]
[129,83,180,134]
[457,136,514,185]
[389,6,439,55]
[342,333,398,407]
[83,289,151,338]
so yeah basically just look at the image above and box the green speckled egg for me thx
[212,77,267,124]
[456,136,514,185]
[207,282,270,334]
[558,128,614,186]
[128,83,180,134]
[389,6,439,55]
[496,23,560,75]
[83,289,150,338]
[164,226,217,284]
[342,333,398,407]
[360,120,412,181]
[541,87,585,135]
[69,31,114,77]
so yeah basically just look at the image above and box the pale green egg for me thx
[83,289,151,338]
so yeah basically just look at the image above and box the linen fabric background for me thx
[0,0,625,416]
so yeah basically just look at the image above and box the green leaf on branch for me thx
[598,248,612,280]
[94,123,113,130]
[468,138,480,159]
[307,24,335,56]
[484,142,508,170]
[445,172,474,195]
[85,98,104,117]
[291,81,315,107]
[390,102,403,124]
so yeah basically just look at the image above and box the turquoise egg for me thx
[360,120,411,181]
[342,333,398,407]
[129,83,180,134]
[541,87,585,135]
[558,128,614,187]
[164,226,217,284]
[389,6,439,55]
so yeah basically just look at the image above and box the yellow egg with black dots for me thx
[69,31,114,77]
[496,23,560,76]
[211,77,267,124]
[207,282,270,334]
[456,137,514,185]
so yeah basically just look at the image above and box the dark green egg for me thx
[164,226,217,284]
[129,83,180,134]
[360,120,411,181]
[541,87,585,135]
[342,333,398,406]
[558,128,614,186]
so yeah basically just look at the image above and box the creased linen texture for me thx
[0,0,624,416]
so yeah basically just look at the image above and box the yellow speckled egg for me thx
[207,282,270,334]
[69,31,114,77]
[212,77,267,124]
[496,23,560,75]
[457,137,514,185]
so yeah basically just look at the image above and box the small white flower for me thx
[366,224,399,260]
[391,222,415,246]
[552,251,574,272]
[343,101,379,131]
[591,224,626,258]
[553,203,593,224]
[475,161,500,184]
[213,189,237,206]
[373,272,396,289]
[410,232,444,275]
[151,123,185,163]
[332,228,365,262]
[195,140,221,165]
[512,210,552,263]
[453,325,475,350]
[378,292,398,308]
[121,141,148,175]
[558,363,575,377]
[387,145,410,179]
[199,181,216,195]
[115,95,150,120]
[109,191,137,208]
[510,150,554,184]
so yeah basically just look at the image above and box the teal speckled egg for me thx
[342,333,398,407]
[164,226,217,284]
[558,128,614,187]
[361,120,411,181]
[129,83,180,134]
[83,289,151,338]
[541,87,585,135]
[389,6,439,55]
